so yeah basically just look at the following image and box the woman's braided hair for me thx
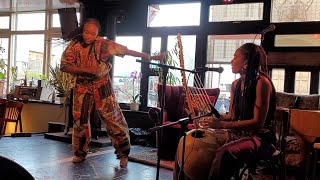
[64,18,101,43]
[233,43,275,122]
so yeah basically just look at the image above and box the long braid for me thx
[234,43,261,120]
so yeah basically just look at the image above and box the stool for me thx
[312,143,320,180]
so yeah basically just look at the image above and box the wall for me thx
[5,102,67,134]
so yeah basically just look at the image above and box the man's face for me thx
[82,23,99,45]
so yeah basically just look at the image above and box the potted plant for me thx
[119,71,142,111]
[47,64,76,104]
[6,66,18,100]
[0,46,7,98]
[153,43,181,86]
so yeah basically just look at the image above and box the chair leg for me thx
[15,122,18,133]
[3,122,7,135]
[312,147,319,180]
[19,118,22,132]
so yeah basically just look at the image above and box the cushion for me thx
[276,92,298,108]
[298,94,320,110]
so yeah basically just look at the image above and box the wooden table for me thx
[290,109,320,179]
[290,109,320,143]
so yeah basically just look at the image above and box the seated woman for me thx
[201,43,277,180]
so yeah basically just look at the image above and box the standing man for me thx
[61,18,162,168]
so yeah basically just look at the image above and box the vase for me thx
[130,102,139,111]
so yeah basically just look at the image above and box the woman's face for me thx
[231,48,247,74]
[82,23,99,45]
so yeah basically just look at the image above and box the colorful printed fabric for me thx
[61,37,130,158]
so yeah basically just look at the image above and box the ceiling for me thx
[0,0,79,13]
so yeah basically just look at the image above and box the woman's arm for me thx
[203,76,272,130]
[126,49,164,61]
[220,76,272,130]
[60,65,98,77]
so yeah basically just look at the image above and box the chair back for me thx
[3,101,24,123]
[157,84,220,122]
[0,100,24,135]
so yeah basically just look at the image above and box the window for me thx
[52,12,80,28]
[167,35,196,87]
[147,3,201,27]
[0,37,9,97]
[294,71,311,95]
[147,76,159,107]
[13,34,44,81]
[50,38,68,67]
[113,36,143,103]
[209,3,263,22]
[205,34,261,111]
[16,13,45,31]
[147,37,161,107]
[275,34,320,47]
[0,16,10,29]
[271,0,320,22]
[271,68,285,92]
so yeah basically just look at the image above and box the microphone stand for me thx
[136,59,198,180]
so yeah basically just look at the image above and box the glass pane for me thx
[207,34,261,63]
[113,36,143,103]
[52,12,80,28]
[148,3,200,27]
[209,3,263,22]
[271,0,320,22]
[14,34,44,82]
[17,13,45,31]
[167,35,196,86]
[50,38,68,67]
[147,76,159,107]
[294,71,311,95]
[0,16,10,29]
[149,37,161,68]
[271,68,285,92]
[275,34,320,47]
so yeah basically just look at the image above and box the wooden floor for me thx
[0,134,173,180]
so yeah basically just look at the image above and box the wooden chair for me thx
[0,99,24,136]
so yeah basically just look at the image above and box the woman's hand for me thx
[150,52,165,61]
[199,116,223,129]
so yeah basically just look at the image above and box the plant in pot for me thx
[119,71,142,111]
[6,66,18,100]
[152,43,181,86]
[0,46,7,98]
[47,64,76,105]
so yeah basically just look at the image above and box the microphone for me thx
[209,104,221,119]
[196,67,224,73]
